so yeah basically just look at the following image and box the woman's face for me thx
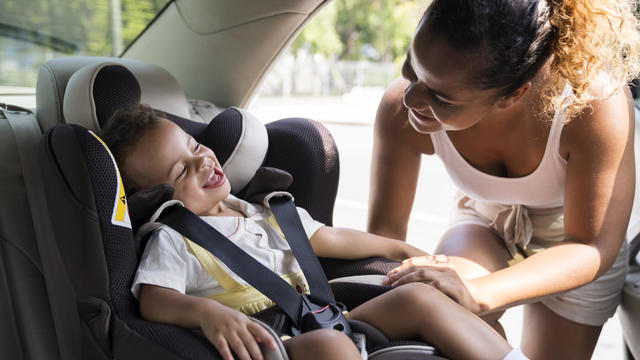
[402,21,504,133]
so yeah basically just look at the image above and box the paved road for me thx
[250,95,625,359]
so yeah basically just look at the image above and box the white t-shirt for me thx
[131,195,324,299]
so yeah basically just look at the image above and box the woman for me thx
[369,0,640,359]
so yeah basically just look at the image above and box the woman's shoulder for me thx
[377,78,434,155]
[561,86,634,157]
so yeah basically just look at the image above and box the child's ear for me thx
[496,82,531,109]
[129,184,175,229]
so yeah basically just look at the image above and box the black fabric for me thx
[241,167,293,203]
[264,118,339,226]
[321,257,400,280]
[330,282,392,312]
[128,184,175,232]
[369,340,444,359]
[40,124,222,360]
[194,108,243,167]
[93,65,141,127]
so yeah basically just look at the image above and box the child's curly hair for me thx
[425,0,640,120]
[98,104,161,194]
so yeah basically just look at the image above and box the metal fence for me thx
[258,52,397,97]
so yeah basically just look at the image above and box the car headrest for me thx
[36,56,192,131]
[63,62,142,130]
[62,62,268,193]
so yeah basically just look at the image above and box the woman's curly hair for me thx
[425,0,640,120]
[546,0,640,119]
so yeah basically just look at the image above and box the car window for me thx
[0,0,169,107]
[249,1,426,127]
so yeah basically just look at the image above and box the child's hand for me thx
[199,302,276,360]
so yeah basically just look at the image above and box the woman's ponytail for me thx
[545,0,640,119]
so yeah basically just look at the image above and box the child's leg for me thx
[284,328,361,360]
[347,282,512,360]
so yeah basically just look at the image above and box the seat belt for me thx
[3,108,82,360]
[158,197,351,336]
[268,196,334,306]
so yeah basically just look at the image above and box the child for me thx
[99,104,526,360]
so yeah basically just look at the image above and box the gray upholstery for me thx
[36,57,192,132]
[0,113,61,360]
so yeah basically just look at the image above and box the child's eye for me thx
[176,166,187,180]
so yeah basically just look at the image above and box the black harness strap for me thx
[159,205,305,325]
[268,197,334,305]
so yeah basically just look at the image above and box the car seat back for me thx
[36,59,341,359]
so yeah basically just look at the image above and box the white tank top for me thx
[430,90,571,208]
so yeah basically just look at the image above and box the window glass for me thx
[0,0,169,95]
[249,0,426,125]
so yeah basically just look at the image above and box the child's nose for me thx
[196,156,209,171]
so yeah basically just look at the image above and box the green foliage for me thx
[0,0,168,57]
[0,0,168,86]
[295,0,428,62]
[291,2,343,57]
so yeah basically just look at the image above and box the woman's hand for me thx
[382,255,490,315]
[198,301,276,360]
[394,242,430,260]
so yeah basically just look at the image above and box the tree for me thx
[293,0,427,63]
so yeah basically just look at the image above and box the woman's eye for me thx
[431,96,453,107]
[402,63,415,80]
[194,143,200,152]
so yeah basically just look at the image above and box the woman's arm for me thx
[367,79,434,240]
[139,284,275,360]
[387,88,635,314]
[309,226,429,261]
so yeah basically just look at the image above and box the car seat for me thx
[621,105,640,360]
[36,58,445,359]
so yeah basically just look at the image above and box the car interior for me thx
[1,0,639,359]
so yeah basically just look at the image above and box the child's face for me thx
[123,118,231,216]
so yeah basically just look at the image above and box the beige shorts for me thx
[449,193,629,326]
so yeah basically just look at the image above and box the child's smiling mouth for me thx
[203,166,226,189]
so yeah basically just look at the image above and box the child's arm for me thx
[139,284,275,360]
[309,226,428,261]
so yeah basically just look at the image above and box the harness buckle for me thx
[292,296,352,338]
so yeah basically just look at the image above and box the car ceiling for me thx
[123,0,330,108]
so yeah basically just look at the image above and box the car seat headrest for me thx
[195,107,269,193]
[64,62,141,130]
[36,57,192,131]
[64,62,268,193]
